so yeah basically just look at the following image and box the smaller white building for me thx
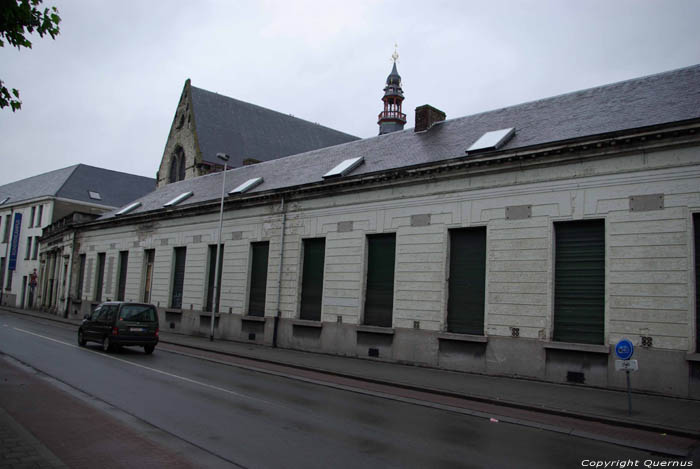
[0,164,155,312]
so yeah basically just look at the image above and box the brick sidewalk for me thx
[0,357,196,469]
[0,407,67,469]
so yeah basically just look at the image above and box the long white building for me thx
[42,64,700,398]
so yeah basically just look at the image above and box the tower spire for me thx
[378,45,406,135]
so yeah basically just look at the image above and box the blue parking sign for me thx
[615,339,634,360]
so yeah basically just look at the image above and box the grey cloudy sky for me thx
[1,0,699,187]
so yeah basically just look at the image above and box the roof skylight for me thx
[466,128,515,154]
[115,201,141,216]
[88,191,102,200]
[230,177,263,194]
[0,197,9,205]
[323,156,364,179]
[164,191,193,207]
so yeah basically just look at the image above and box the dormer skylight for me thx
[466,128,515,154]
[164,191,193,207]
[230,177,263,194]
[323,156,364,179]
[115,201,141,216]
[0,197,9,205]
[88,190,102,200]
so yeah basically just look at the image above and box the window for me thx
[24,237,32,260]
[143,249,155,303]
[36,205,43,227]
[447,227,487,335]
[300,238,325,321]
[29,207,35,227]
[31,237,38,260]
[230,178,263,194]
[95,253,106,302]
[88,191,101,200]
[116,202,141,216]
[248,242,269,317]
[116,251,128,301]
[553,220,605,345]
[164,192,193,207]
[171,247,186,309]
[694,214,700,352]
[119,304,156,322]
[364,234,396,327]
[169,155,178,183]
[76,254,86,299]
[205,244,224,313]
[3,215,10,243]
[0,257,5,292]
[323,157,364,179]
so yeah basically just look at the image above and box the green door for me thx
[447,227,487,335]
[300,238,325,321]
[364,234,396,328]
[553,220,605,345]
[248,242,269,317]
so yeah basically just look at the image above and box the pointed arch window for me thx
[169,146,186,183]
[169,155,178,183]
[177,148,186,180]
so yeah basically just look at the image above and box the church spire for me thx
[378,45,406,135]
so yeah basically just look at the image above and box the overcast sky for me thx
[1,0,699,186]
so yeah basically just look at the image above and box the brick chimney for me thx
[414,105,446,132]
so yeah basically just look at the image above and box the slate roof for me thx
[191,86,359,167]
[0,164,156,208]
[103,64,700,219]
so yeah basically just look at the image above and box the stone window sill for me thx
[437,332,488,343]
[686,353,700,362]
[357,325,395,335]
[242,315,266,323]
[292,319,322,328]
[543,341,610,354]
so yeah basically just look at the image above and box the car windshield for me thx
[119,305,157,322]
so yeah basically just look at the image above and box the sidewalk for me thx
[4,306,700,440]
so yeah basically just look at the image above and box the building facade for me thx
[0,164,156,312]
[54,64,700,398]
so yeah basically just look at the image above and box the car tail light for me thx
[155,328,159,337]
[112,326,118,336]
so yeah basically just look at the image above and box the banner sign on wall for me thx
[8,213,22,271]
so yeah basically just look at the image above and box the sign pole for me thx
[626,369,632,415]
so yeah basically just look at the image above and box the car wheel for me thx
[78,329,86,347]
[102,336,112,353]
[144,345,155,355]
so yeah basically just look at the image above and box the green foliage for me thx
[0,0,61,111]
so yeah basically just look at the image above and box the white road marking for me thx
[12,327,275,405]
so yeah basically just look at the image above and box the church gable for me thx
[156,79,202,188]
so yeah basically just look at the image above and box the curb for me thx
[4,306,700,441]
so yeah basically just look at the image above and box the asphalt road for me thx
[0,311,667,469]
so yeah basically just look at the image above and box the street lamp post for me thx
[210,152,229,341]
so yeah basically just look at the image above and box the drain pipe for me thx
[272,195,286,348]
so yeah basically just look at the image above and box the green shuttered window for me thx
[248,242,269,317]
[300,238,325,321]
[447,227,487,335]
[95,253,106,302]
[171,247,186,309]
[205,245,223,313]
[364,234,396,328]
[554,220,605,345]
[117,251,128,301]
[694,214,699,352]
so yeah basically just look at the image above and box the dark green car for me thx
[78,302,159,354]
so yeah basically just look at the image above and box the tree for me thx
[0,0,60,111]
